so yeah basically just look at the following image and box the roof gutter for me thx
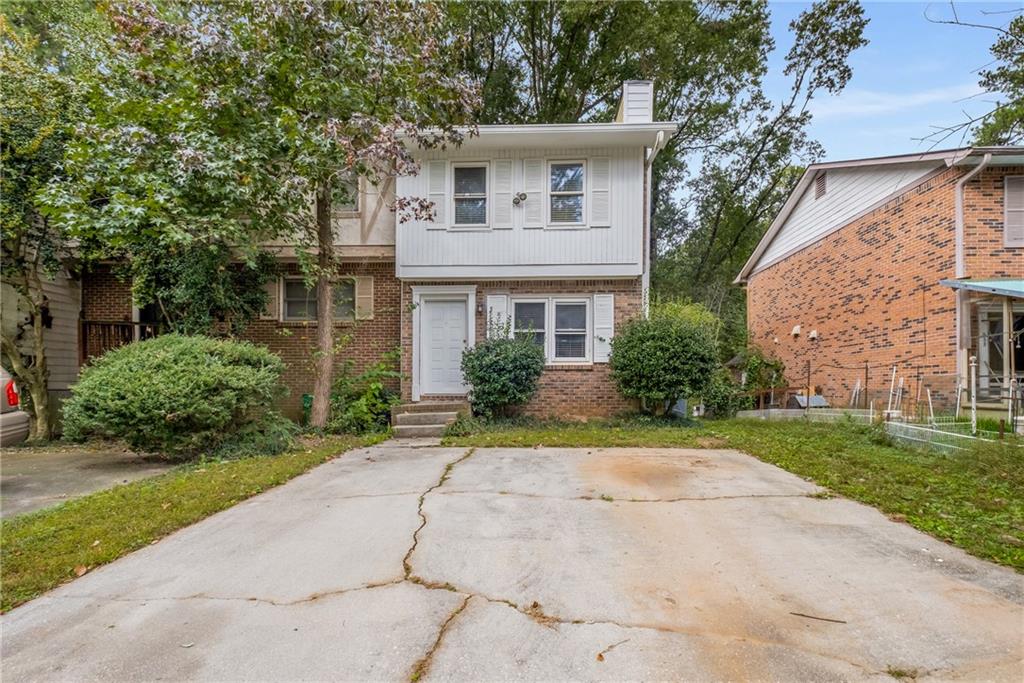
[955,152,991,278]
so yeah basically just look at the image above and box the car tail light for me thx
[6,379,19,407]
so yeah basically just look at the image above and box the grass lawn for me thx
[444,417,1024,571]
[0,434,382,613]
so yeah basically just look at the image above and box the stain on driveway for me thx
[2,444,1021,681]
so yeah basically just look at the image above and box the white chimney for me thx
[615,80,654,123]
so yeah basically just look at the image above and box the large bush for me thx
[63,334,294,457]
[461,322,545,418]
[701,368,751,418]
[609,302,720,413]
[327,350,401,434]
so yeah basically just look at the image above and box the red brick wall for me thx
[746,165,1023,409]
[400,278,643,417]
[80,261,402,418]
[964,166,1024,279]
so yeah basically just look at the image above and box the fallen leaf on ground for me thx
[73,565,88,577]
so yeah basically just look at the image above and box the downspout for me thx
[954,152,991,382]
[643,131,668,316]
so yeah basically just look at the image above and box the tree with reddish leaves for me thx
[48,1,479,428]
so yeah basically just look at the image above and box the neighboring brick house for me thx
[78,81,674,420]
[736,147,1024,413]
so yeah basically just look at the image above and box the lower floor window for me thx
[282,278,356,321]
[511,296,590,362]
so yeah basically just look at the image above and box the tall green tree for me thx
[655,0,867,357]
[47,0,479,428]
[0,1,108,440]
[927,6,1023,145]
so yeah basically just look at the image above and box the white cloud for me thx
[810,83,986,119]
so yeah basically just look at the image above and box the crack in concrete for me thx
[403,448,476,578]
[408,594,472,681]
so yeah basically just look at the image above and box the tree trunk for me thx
[309,183,335,429]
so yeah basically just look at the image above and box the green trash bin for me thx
[301,393,314,426]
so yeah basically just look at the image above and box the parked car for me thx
[1,368,30,446]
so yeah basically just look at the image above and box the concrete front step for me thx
[393,424,448,439]
[393,411,459,427]
[390,401,469,420]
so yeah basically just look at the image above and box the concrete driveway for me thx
[1,444,173,518]
[2,443,1022,681]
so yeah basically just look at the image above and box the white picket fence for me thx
[734,408,1012,454]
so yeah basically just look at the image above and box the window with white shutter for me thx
[1005,176,1024,248]
[486,294,510,337]
[427,160,447,229]
[492,159,513,229]
[589,157,611,227]
[523,158,544,228]
[260,277,280,320]
[354,276,373,320]
[593,293,614,362]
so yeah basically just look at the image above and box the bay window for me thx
[549,161,585,225]
[452,163,488,227]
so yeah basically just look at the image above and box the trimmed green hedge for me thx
[63,334,294,457]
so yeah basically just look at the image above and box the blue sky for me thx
[765,1,1020,161]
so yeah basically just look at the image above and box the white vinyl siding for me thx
[1005,176,1024,248]
[396,146,643,279]
[756,162,940,272]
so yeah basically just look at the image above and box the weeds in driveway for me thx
[0,434,384,612]
[444,416,1024,571]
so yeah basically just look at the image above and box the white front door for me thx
[421,299,469,395]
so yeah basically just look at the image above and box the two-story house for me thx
[736,146,1024,414]
[77,81,676,421]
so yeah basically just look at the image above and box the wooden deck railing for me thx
[79,320,165,364]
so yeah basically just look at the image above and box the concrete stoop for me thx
[391,401,469,438]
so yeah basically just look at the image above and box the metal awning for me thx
[939,278,1024,299]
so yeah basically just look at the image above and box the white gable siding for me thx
[396,146,644,279]
[755,161,941,272]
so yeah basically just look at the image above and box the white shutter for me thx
[427,160,447,230]
[354,276,373,320]
[486,294,510,337]
[589,157,611,227]
[492,159,513,229]
[593,293,614,362]
[260,277,280,320]
[1005,176,1024,247]
[523,159,544,229]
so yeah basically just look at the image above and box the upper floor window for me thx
[549,161,585,225]
[453,163,488,227]
[282,278,357,322]
[334,173,360,213]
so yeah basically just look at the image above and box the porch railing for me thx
[79,320,166,364]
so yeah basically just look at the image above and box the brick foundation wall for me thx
[80,261,402,419]
[401,278,644,418]
[746,165,1023,409]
